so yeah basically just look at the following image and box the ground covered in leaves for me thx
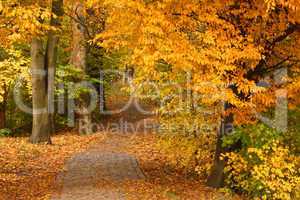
[0,131,244,200]
[52,132,244,200]
[1,88,245,199]
[116,133,244,200]
[0,132,105,200]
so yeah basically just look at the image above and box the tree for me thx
[46,0,64,135]
[30,0,64,143]
[1,0,63,143]
[85,4,107,114]
[93,0,300,187]
[69,0,92,134]
[30,37,52,143]
[206,2,300,187]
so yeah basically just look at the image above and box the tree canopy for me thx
[0,0,300,199]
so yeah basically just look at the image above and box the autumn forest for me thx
[0,0,300,199]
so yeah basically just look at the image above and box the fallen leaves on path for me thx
[0,132,105,200]
[119,133,245,200]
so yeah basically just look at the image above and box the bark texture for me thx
[70,1,92,134]
[0,109,5,129]
[29,0,63,143]
[46,0,64,134]
[207,102,234,188]
[99,68,106,113]
[30,38,51,144]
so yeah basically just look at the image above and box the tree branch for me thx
[65,6,93,39]
[266,23,300,49]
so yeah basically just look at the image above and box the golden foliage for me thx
[0,48,30,103]
[0,0,57,45]
[225,141,300,200]
[93,0,300,125]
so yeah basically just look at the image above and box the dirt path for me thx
[51,99,156,200]
[50,96,241,200]
[51,134,146,200]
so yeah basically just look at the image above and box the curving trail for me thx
[51,98,155,200]
[51,134,146,200]
[50,95,236,200]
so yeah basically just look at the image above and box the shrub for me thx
[0,128,12,137]
[223,124,300,200]
[158,133,215,177]
[157,107,217,177]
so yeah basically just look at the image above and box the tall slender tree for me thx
[46,0,64,135]
[30,37,51,143]
[30,0,64,143]
[70,0,92,134]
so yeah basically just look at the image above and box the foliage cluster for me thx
[0,46,31,133]
[223,124,300,200]
[0,47,30,103]
[157,100,217,177]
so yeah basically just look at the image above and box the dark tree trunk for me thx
[30,38,51,144]
[0,87,8,129]
[99,68,106,113]
[46,0,64,134]
[70,1,92,134]
[207,102,234,188]
[0,107,5,129]
[46,30,59,135]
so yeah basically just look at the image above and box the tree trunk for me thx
[46,0,64,134]
[99,67,106,113]
[207,102,234,188]
[0,87,8,129]
[29,0,63,144]
[124,66,134,84]
[30,38,51,144]
[70,1,92,134]
[0,106,5,129]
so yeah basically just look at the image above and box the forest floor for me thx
[0,85,243,200]
[52,133,241,200]
[0,132,105,200]
[51,93,243,200]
